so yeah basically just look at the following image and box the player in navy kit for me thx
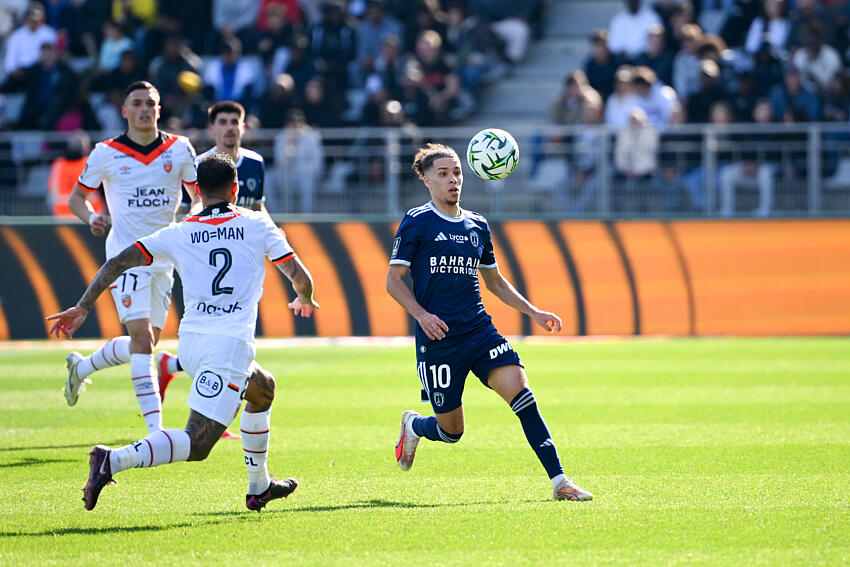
[157,101,268,415]
[388,143,593,501]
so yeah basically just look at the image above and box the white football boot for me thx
[395,410,421,471]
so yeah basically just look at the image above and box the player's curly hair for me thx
[197,153,237,196]
[412,143,459,180]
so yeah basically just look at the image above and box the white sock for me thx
[241,409,271,495]
[109,429,191,474]
[551,473,567,489]
[131,353,162,432]
[77,336,131,379]
[166,355,180,374]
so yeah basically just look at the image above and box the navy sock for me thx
[411,415,462,443]
[510,388,564,479]
[175,358,183,372]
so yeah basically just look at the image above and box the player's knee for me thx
[245,366,275,410]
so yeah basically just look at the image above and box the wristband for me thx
[89,213,102,226]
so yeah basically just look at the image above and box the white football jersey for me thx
[78,132,197,267]
[137,202,295,343]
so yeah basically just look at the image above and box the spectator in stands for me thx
[792,21,841,94]
[719,98,776,217]
[95,88,125,131]
[257,73,297,129]
[309,0,356,104]
[551,70,595,126]
[658,101,701,212]
[274,108,324,213]
[632,65,678,130]
[257,2,301,66]
[769,64,820,121]
[203,36,264,110]
[211,0,261,53]
[4,3,57,78]
[12,42,76,130]
[615,107,659,181]
[728,70,757,124]
[411,29,461,125]
[751,36,785,97]
[466,0,533,63]
[302,75,342,127]
[666,1,696,54]
[822,72,849,122]
[634,24,674,86]
[399,63,436,126]
[786,0,829,51]
[95,19,133,74]
[350,0,403,87]
[583,28,618,100]
[672,23,704,101]
[257,0,302,31]
[607,0,661,61]
[569,90,606,213]
[372,34,405,99]
[48,132,103,217]
[745,0,790,55]
[56,81,100,131]
[686,59,727,124]
[680,99,735,212]
[605,65,639,132]
[400,1,445,54]
[44,0,77,52]
[92,48,145,93]
[148,35,202,99]
[274,34,317,96]
[443,3,506,98]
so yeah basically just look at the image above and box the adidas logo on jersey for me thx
[434,232,448,241]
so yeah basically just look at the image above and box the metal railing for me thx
[1,123,849,219]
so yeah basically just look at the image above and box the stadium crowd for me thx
[543,0,850,214]
[0,0,544,131]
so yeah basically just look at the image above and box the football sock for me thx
[167,356,182,374]
[76,336,131,379]
[410,415,462,443]
[109,429,190,473]
[510,388,565,480]
[240,409,271,495]
[131,353,162,432]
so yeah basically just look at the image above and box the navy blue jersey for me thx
[194,147,265,209]
[390,202,497,342]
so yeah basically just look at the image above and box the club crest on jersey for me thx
[119,166,131,175]
[121,294,132,308]
[163,160,172,173]
[469,231,479,247]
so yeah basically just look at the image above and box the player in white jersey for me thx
[63,81,201,434]
[47,153,319,512]
[157,101,268,409]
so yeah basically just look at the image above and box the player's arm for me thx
[479,267,562,333]
[386,264,449,340]
[46,243,150,338]
[68,184,108,236]
[275,255,319,317]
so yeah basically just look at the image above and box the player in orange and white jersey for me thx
[63,81,201,434]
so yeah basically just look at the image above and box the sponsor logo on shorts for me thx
[489,341,513,359]
[433,392,444,407]
[195,371,223,398]
[121,294,132,308]
[420,345,426,353]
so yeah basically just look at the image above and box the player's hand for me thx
[46,305,90,339]
[288,297,318,318]
[416,312,449,340]
[531,310,562,333]
[89,214,108,236]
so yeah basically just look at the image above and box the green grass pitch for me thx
[1,337,848,566]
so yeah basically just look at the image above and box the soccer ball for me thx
[466,128,519,180]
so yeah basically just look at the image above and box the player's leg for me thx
[64,336,132,406]
[125,317,162,433]
[240,362,297,511]
[486,364,592,501]
[396,351,469,471]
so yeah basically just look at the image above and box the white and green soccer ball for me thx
[466,128,519,180]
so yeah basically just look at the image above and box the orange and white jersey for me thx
[136,202,295,343]
[78,131,197,267]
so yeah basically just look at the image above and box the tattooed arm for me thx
[275,255,319,317]
[46,243,150,338]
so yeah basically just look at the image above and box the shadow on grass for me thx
[0,441,131,453]
[195,498,497,517]
[0,516,238,538]
[0,456,76,468]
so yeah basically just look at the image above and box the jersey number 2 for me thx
[209,248,234,295]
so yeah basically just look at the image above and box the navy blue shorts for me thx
[415,322,523,414]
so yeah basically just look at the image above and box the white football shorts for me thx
[108,266,173,329]
[178,331,255,426]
